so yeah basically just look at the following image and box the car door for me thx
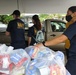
[46,19,66,51]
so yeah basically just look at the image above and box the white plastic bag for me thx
[25,46,71,75]
[25,46,55,59]
[0,44,14,54]
[10,49,30,68]
[11,66,25,75]
[0,54,10,74]
[0,44,31,75]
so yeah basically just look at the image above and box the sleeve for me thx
[27,27,34,37]
[63,23,76,40]
[6,21,12,32]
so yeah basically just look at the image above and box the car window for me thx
[21,18,28,30]
[50,21,66,32]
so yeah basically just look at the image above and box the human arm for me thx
[36,34,68,47]
[5,31,10,36]
[36,22,76,47]
[27,27,34,46]
[28,37,32,46]
[5,21,12,36]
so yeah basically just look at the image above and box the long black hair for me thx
[32,15,41,30]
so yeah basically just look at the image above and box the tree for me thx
[0,15,13,24]
[39,14,50,22]
[39,14,65,22]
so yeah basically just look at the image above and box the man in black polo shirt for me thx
[6,10,26,49]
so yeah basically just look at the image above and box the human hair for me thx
[12,10,20,17]
[32,15,41,30]
[68,6,76,13]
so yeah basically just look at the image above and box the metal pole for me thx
[17,0,19,10]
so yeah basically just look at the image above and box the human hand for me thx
[34,43,44,48]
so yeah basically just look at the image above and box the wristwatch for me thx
[42,41,46,46]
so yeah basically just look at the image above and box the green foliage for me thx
[0,15,13,24]
[39,14,50,22]
[39,14,65,22]
[0,14,65,24]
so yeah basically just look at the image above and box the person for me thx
[6,10,26,49]
[27,15,41,46]
[35,6,76,75]
[52,25,56,32]
[65,8,76,59]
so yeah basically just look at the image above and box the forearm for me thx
[5,31,10,36]
[44,35,68,46]
[28,37,31,46]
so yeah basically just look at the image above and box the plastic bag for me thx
[0,44,31,75]
[0,44,14,54]
[0,44,14,74]
[25,46,55,59]
[25,46,71,75]
[10,49,30,75]
[10,49,30,68]
[0,54,11,74]
[26,58,70,75]
[11,66,25,75]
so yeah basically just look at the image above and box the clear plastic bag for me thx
[0,44,14,54]
[9,49,30,75]
[0,44,14,74]
[10,49,30,68]
[0,54,10,74]
[0,44,31,75]
[25,46,55,59]
[25,46,71,75]
[11,66,25,75]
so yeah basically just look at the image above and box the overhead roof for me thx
[0,0,76,14]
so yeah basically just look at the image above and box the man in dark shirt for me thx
[6,10,26,49]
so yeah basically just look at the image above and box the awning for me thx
[0,0,76,14]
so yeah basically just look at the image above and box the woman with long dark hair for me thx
[27,15,41,46]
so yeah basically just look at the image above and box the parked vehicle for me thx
[43,19,66,51]
[0,19,66,51]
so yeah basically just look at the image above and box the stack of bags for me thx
[0,44,30,75]
[0,44,71,75]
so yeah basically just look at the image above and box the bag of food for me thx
[25,46,71,75]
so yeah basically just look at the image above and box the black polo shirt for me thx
[6,19,26,49]
[28,25,37,45]
[63,22,76,57]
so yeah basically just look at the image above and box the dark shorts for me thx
[66,59,76,75]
